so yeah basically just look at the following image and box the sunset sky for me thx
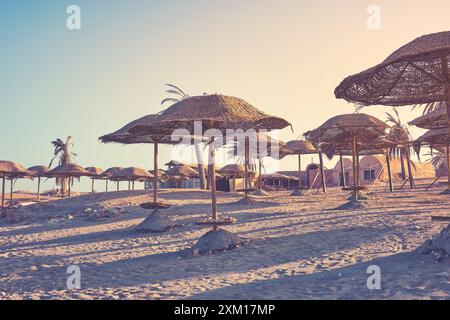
[1,0,450,191]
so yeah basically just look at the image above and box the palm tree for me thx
[161,84,207,190]
[385,109,415,188]
[49,136,77,194]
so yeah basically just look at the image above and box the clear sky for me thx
[1,0,450,192]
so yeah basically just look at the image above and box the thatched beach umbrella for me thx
[28,166,51,201]
[286,139,322,195]
[164,165,199,185]
[112,167,152,190]
[305,114,389,203]
[100,167,123,191]
[227,133,287,199]
[321,137,397,193]
[129,94,290,251]
[85,167,103,193]
[100,114,203,206]
[49,163,90,198]
[335,31,450,188]
[0,161,30,208]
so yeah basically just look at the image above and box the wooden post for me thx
[116,181,119,191]
[209,139,218,229]
[68,176,71,198]
[356,150,360,187]
[153,143,159,204]
[244,136,249,200]
[386,153,393,192]
[258,157,263,191]
[442,57,450,190]
[446,145,450,189]
[319,152,327,193]
[106,180,108,192]
[339,153,346,188]
[1,175,5,209]
[37,177,41,202]
[406,148,414,189]
[298,153,302,189]
[91,179,95,193]
[10,179,13,200]
[352,135,358,202]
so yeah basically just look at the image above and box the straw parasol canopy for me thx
[286,140,318,155]
[85,167,104,193]
[335,31,450,189]
[129,94,291,240]
[305,114,390,203]
[85,167,103,176]
[28,166,51,177]
[335,31,450,107]
[28,166,51,202]
[50,163,90,177]
[0,161,29,177]
[100,114,206,212]
[112,167,153,181]
[409,102,447,129]
[130,95,291,135]
[217,164,248,177]
[304,114,389,144]
[101,167,123,179]
[0,161,30,208]
[164,165,199,179]
[49,163,90,198]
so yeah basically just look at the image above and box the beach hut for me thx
[305,114,390,203]
[28,166,51,201]
[335,31,450,190]
[85,167,103,193]
[129,94,290,251]
[49,164,90,198]
[217,164,253,192]
[0,161,30,208]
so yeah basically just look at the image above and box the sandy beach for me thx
[1,180,449,300]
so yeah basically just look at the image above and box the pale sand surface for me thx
[1,181,450,300]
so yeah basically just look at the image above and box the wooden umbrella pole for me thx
[244,136,249,200]
[68,176,71,198]
[352,135,358,202]
[37,177,41,202]
[339,153,346,188]
[386,153,394,192]
[319,152,327,193]
[258,157,263,190]
[447,144,450,189]
[405,148,414,189]
[356,149,360,187]
[1,175,5,209]
[298,153,302,189]
[442,57,450,189]
[116,181,119,191]
[10,179,13,200]
[209,138,218,229]
[106,180,108,192]
[91,178,94,193]
[153,143,159,204]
